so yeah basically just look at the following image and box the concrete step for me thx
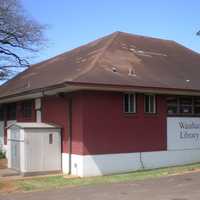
[0,169,20,177]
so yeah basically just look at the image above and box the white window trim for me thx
[123,93,136,113]
[144,94,156,114]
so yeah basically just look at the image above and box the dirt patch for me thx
[0,181,20,193]
[0,159,7,169]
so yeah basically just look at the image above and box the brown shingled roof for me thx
[1,31,200,99]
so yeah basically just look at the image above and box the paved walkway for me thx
[1,172,200,200]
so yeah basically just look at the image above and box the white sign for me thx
[167,117,200,150]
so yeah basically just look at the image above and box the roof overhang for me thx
[1,82,200,104]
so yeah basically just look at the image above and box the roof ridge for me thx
[118,31,175,43]
[67,32,120,81]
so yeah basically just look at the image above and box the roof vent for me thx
[112,67,117,72]
[128,68,136,77]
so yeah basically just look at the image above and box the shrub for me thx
[0,150,6,159]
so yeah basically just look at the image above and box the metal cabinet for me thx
[7,123,61,176]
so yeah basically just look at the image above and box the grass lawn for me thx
[1,162,200,193]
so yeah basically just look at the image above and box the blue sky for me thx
[21,0,200,64]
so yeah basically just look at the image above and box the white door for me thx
[10,127,21,171]
[10,140,20,170]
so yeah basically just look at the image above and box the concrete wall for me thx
[70,149,200,177]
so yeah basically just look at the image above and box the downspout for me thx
[67,97,72,175]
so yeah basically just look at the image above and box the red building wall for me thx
[41,91,167,155]
[71,93,84,155]
[81,91,167,155]
[41,93,84,154]
[42,96,69,153]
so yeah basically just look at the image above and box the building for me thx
[1,31,200,177]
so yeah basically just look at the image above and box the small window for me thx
[20,101,33,118]
[144,95,156,113]
[123,93,136,113]
[49,134,53,144]
[6,103,16,120]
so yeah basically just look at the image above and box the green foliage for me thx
[0,149,6,159]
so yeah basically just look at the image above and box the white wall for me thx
[69,149,200,177]
[62,153,69,174]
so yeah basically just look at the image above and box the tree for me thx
[0,0,46,80]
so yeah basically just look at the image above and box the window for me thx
[166,96,178,114]
[20,101,33,118]
[167,96,200,115]
[144,95,156,113]
[0,105,4,121]
[6,103,16,120]
[123,93,136,113]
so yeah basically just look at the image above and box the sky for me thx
[21,0,200,64]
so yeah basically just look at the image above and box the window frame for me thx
[167,96,200,116]
[123,93,136,114]
[20,100,33,119]
[144,94,156,114]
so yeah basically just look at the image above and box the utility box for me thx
[7,123,61,176]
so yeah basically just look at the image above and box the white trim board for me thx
[67,149,200,177]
